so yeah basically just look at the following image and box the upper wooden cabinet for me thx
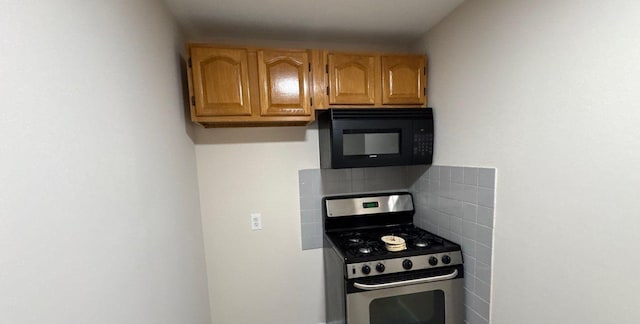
[185,44,428,127]
[190,47,252,117]
[382,55,426,105]
[258,49,311,117]
[186,44,314,127]
[327,53,377,105]
[318,52,427,108]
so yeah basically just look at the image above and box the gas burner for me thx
[346,239,384,257]
[340,232,365,244]
[414,240,429,248]
[409,233,445,249]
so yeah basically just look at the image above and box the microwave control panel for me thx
[413,129,433,163]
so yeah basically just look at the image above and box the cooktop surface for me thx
[326,224,461,263]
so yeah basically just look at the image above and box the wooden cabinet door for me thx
[258,50,311,116]
[190,47,252,116]
[382,55,426,105]
[328,53,376,105]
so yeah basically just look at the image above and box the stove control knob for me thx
[402,259,413,270]
[442,255,452,265]
[376,263,385,273]
[361,265,371,275]
[429,256,438,266]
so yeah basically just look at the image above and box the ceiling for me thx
[164,0,464,47]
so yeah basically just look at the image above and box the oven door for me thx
[346,270,464,324]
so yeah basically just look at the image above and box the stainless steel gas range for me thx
[323,192,465,324]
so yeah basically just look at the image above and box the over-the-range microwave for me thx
[317,108,434,169]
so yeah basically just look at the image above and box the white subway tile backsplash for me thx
[451,183,465,201]
[413,177,428,192]
[351,181,366,193]
[351,168,365,180]
[464,275,475,291]
[428,180,439,194]
[428,165,440,180]
[461,239,476,258]
[463,167,478,185]
[467,307,489,324]
[464,289,476,310]
[476,243,492,265]
[462,220,477,240]
[410,165,495,324]
[437,197,453,215]
[423,219,438,234]
[301,222,323,250]
[451,167,464,184]
[438,228,454,241]
[463,203,477,222]
[476,225,493,247]
[301,209,321,223]
[427,193,438,207]
[301,235,322,250]
[450,216,463,235]
[300,195,320,211]
[379,176,406,191]
[299,175,313,196]
[301,222,322,236]
[463,185,478,204]
[477,206,494,228]
[322,181,352,195]
[474,278,491,303]
[449,233,462,246]
[478,168,495,189]
[407,165,427,184]
[464,270,476,292]
[439,180,452,199]
[323,168,352,182]
[464,255,476,276]
[414,192,428,206]
[477,187,495,208]
[436,211,451,230]
[451,200,464,218]
[440,166,452,182]
[473,296,491,321]
[476,261,491,285]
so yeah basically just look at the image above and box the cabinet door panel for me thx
[382,55,426,105]
[191,47,252,116]
[328,54,376,105]
[258,50,311,116]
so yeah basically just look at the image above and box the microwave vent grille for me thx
[329,108,433,120]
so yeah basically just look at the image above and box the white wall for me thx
[191,36,418,323]
[195,127,324,323]
[0,1,210,323]
[419,0,640,323]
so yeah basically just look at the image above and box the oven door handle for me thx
[353,269,459,291]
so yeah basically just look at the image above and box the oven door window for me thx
[369,290,445,324]
[342,131,400,156]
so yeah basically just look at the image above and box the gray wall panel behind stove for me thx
[410,165,496,324]
[298,166,422,249]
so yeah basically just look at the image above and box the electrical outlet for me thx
[250,213,262,230]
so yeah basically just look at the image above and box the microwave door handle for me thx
[353,269,458,291]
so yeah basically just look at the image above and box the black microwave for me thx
[317,108,434,169]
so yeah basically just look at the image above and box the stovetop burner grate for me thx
[329,225,449,259]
